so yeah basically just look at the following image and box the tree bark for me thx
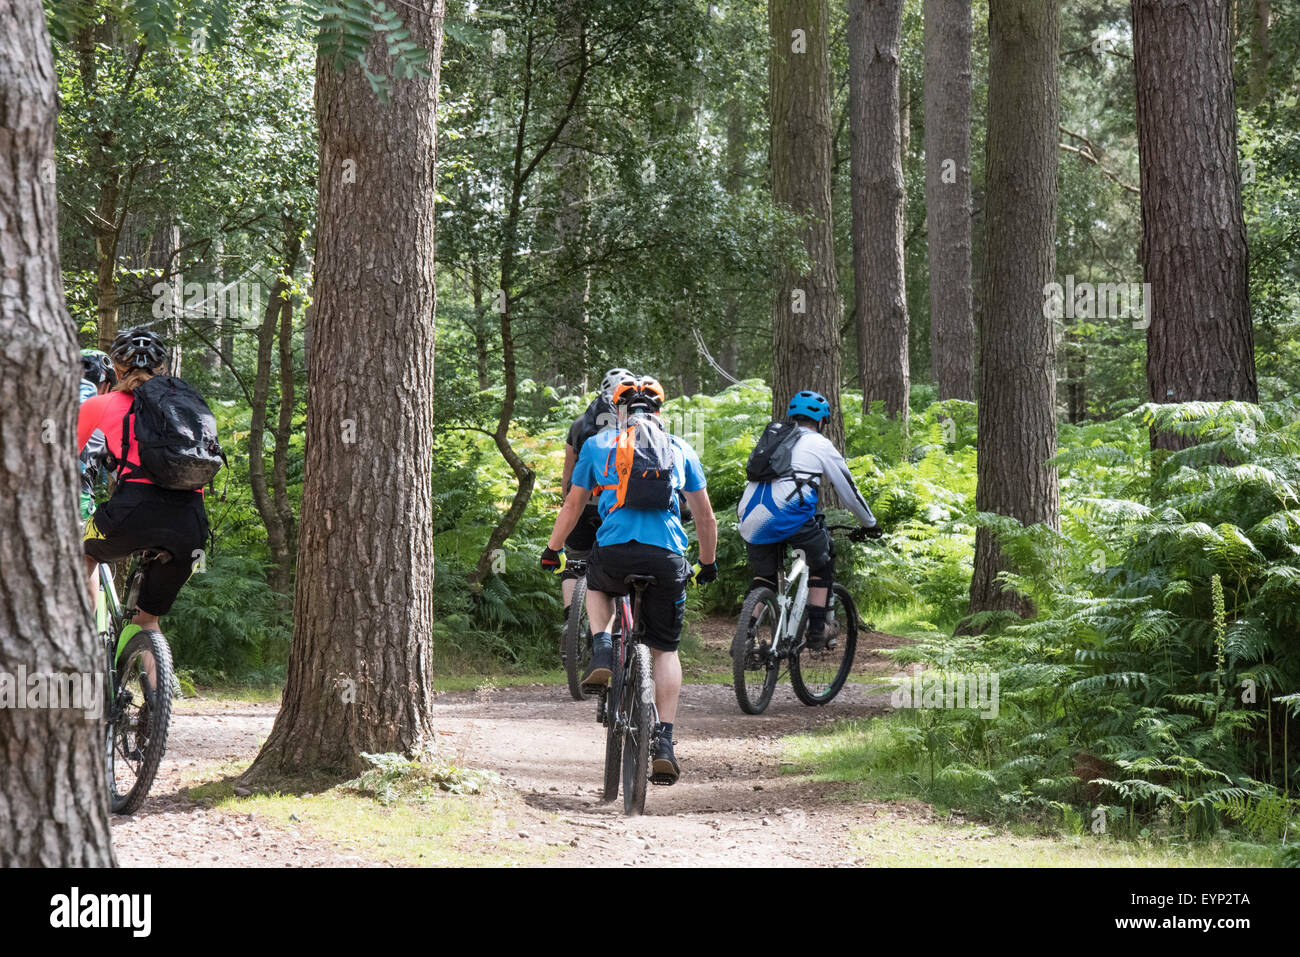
[1133,0,1256,451]
[1247,0,1271,108]
[923,0,975,401]
[548,0,590,392]
[965,0,1061,626]
[769,0,845,448]
[848,0,910,422]
[0,0,116,866]
[242,2,445,781]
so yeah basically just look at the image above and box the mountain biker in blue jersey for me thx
[557,368,631,626]
[737,391,882,648]
[542,375,718,785]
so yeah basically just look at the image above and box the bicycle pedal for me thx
[650,772,678,786]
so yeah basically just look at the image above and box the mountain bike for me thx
[563,560,594,701]
[730,521,861,714]
[593,575,661,816]
[95,549,176,814]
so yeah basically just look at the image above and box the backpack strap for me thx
[116,399,137,481]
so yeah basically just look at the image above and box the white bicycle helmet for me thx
[600,367,635,397]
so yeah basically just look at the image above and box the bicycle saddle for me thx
[135,548,173,565]
[624,574,658,588]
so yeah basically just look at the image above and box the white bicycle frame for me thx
[775,552,810,650]
[773,547,840,653]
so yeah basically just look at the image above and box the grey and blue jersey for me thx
[737,428,877,544]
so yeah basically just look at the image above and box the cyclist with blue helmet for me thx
[737,390,881,649]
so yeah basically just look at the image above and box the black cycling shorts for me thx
[745,518,835,585]
[563,502,601,567]
[83,482,210,616]
[584,542,691,653]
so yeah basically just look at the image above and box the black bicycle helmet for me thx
[109,328,167,371]
[80,349,115,385]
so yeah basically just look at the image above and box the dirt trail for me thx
[434,679,894,865]
[113,629,914,866]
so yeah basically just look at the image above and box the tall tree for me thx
[966,0,1061,624]
[1133,0,1256,451]
[848,0,910,422]
[0,0,116,866]
[770,0,845,447]
[922,0,975,401]
[242,1,445,780]
[547,0,591,391]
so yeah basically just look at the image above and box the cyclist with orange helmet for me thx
[542,374,717,785]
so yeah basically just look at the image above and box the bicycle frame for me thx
[773,552,811,653]
[604,585,658,733]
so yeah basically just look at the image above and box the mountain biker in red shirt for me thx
[79,329,211,637]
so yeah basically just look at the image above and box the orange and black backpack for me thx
[594,412,676,512]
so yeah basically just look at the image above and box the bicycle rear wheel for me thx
[107,629,174,814]
[732,587,781,714]
[564,575,594,701]
[790,584,858,707]
[622,644,653,816]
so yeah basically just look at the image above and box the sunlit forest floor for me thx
[107,617,1271,867]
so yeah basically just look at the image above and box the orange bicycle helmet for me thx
[611,375,665,412]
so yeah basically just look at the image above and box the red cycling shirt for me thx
[78,390,153,485]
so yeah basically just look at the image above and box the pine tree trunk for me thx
[770,0,846,448]
[248,224,301,612]
[923,0,975,401]
[548,0,590,391]
[0,0,116,866]
[242,3,445,781]
[1133,0,1256,451]
[1247,0,1271,108]
[848,0,910,422]
[965,0,1061,626]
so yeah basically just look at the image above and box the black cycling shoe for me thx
[650,731,680,786]
[581,646,614,691]
[804,625,828,651]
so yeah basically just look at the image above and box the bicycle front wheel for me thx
[790,584,858,707]
[732,587,781,715]
[564,575,594,701]
[108,629,174,814]
[621,643,653,816]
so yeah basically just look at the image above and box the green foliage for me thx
[347,748,497,804]
[873,400,1300,843]
[165,554,290,683]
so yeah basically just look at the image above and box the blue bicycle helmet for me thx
[787,390,830,421]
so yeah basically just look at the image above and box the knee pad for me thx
[808,573,834,591]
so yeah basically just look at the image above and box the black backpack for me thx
[117,375,226,491]
[745,418,805,482]
[746,418,818,504]
[571,394,617,454]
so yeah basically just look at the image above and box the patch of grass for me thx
[183,761,563,867]
[845,811,1273,867]
[783,715,1278,867]
[179,684,283,704]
